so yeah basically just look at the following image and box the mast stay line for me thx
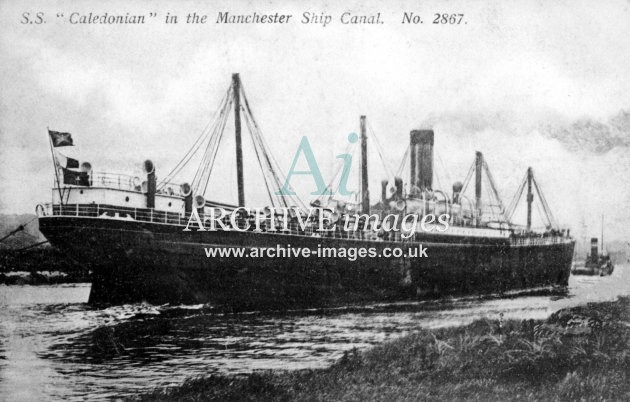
[160,75,306,211]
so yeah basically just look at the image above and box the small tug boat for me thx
[572,216,614,276]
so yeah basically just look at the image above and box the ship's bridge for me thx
[50,171,186,215]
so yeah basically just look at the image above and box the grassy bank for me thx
[139,296,630,401]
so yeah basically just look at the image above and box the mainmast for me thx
[360,115,369,214]
[162,74,306,212]
[505,166,558,231]
[233,73,245,207]
[602,214,604,254]
[475,151,483,223]
[526,167,533,230]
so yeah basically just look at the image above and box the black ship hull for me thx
[39,216,575,309]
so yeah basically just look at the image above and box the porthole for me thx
[168,202,172,207]
[79,190,84,194]
[125,196,130,202]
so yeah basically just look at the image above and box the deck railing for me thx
[36,203,572,245]
[509,235,571,246]
[62,172,183,196]
[36,203,390,241]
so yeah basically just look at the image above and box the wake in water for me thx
[0,265,628,400]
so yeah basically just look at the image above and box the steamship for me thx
[37,74,575,308]
[572,217,614,276]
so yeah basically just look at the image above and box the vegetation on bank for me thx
[139,296,630,401]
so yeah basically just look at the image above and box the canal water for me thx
[1,265,629,400]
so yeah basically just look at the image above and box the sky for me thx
[0,0,629,241]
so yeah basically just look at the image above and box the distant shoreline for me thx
[0,270,91,285]
[0,248,91,285]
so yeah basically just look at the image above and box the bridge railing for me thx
[56,171,183,196]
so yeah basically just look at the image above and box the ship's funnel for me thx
[409,130,434,191]
[144,159,156,209]
[590,238,598,263]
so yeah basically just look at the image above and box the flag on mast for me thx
[60,167,84,185]
[54,151,79,169]
[48,130,74,147]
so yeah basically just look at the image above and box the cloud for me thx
[422,108,630,155]
[411,108,630,241]
[542,110,630,154]
[1,0,629,241]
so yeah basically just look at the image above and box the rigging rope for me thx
[436,151,452,189]
[150,77,318,211]
[434,163,443,194]
[0,216,38,244]
[159,86,233,189]
[189,86,234,195]
[535,198,547,228]
[315,136,357,206]
[504,170,558,229]
[242,104,281,208]
[396,145,410,178]
[533,177,557,228]
[239,83,307,210]
[460,159,476,196]
[197,97,233,196]
[505,171,527,221]
[15,240,49,251]
[483,160,507,217]
[367,121,394,179]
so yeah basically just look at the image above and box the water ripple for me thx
[0,266,628,400]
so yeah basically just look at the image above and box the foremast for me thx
[158,73,305,213]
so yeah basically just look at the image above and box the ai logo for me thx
[276,133,358,196]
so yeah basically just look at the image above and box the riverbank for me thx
[0,248,90,284]
[139,296,630,401]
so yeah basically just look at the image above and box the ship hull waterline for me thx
[39,216,575,309]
